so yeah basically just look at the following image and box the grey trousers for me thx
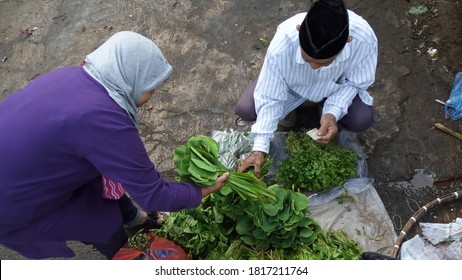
[234,79,375,132]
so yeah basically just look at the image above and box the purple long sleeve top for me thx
[0,66,202,258]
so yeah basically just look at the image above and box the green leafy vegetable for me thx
[154,133,363,260]
[174,135,275,202]
[126,230,152,251]
[276,131,358,192]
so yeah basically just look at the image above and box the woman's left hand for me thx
[200,172,230,198]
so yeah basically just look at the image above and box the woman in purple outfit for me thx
[0,31,229,259]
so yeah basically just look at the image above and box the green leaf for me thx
[271,233,296,249]
[173,144,187,168]
[298,227,314,238]
[219,186,233,196]
[240,235,256,246]
[258,213,279,233]
[262,202,280,216]
[291,192,309,214]
[190,156,217,172]
[409,5,428,15]
[276,206,290,221]
[235,217,253,235]
[252,228,269,240]
[297,217,317,227]
[285,213,303,226]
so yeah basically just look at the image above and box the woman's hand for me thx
[316,113,338,144]
[238,151,265,177]
[200,172,230,198]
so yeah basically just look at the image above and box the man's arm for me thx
[322,43,377,122]
[251,55,289,154]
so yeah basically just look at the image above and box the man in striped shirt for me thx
[235,0,377,176]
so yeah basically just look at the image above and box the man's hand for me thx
[238,151,265,177]
[200,172,230,198]
[316,113,338,144]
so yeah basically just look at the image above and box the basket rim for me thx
[390,190,462,259]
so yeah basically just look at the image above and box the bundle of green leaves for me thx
[205,230,362,260]
[154,183,323,257]
[173,135,275,202]
[276,131,358,192]
[152,200,230,259]
[232,184,322,250]
[153,184,361,260]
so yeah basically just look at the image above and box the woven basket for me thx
[391,190,462,259]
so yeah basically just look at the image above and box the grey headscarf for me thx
[83,31,172,128]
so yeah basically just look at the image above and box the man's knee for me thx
[343,110,374,132]
[235,99,256,122]
[339,106,375,132]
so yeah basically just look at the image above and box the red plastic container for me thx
[112,233,189,260]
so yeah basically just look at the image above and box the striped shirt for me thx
[251,10,378,153]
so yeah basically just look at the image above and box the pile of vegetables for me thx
[126,229,152,251]
[152,184,361,260]
[173,135,275,202]
[276,131,358,192]
[152,200,229,258]
[146,134,363,260]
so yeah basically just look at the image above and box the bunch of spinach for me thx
[231,184,322,250]
[276,131,358,192]
[173,135,275,202]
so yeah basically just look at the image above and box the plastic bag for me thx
[445,72,462,120]
[112,232,189,260]
[211,129,253,170]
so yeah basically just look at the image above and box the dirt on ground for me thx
[1,0,461,259]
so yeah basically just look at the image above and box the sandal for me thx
[126,211,166,235]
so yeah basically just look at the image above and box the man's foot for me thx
[235,117,254,128]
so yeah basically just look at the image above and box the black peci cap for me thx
[299,0,349,59]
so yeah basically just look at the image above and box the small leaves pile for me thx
[173,135,275,202]
[276,131,358,192]
[127,230,152,251]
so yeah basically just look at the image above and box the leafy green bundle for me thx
[173,135,275,202]
[205,230,362,260]
[232,184,322,250]
[153,201,229,258]
[276,131,358,192]
[153,184,361,260]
